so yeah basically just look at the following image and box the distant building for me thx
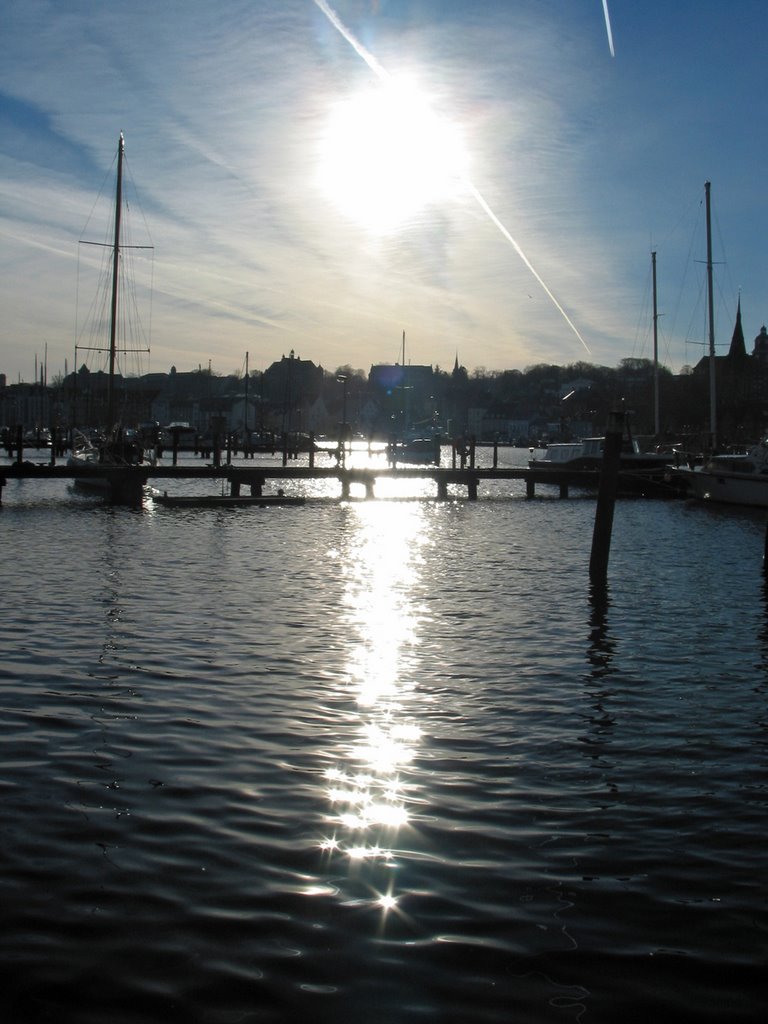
[263,351,324,433]
[753,325,768,362]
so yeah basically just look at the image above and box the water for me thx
[1,448,767,1023]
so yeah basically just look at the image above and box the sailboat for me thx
[387,331,442,465]
[670,183,768,506]
[69,134,151,496]
[527,249,677,493]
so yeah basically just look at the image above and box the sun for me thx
[317,78,469,234]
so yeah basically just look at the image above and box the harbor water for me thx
[1,447,766,1023]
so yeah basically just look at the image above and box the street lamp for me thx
[336,373,348,467]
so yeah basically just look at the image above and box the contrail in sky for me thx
[314,0,388,80]
[312,0,591,354]
[602,1,615,58]
[467,183,590,356]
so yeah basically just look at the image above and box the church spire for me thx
[728,296,746,359]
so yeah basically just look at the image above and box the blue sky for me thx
[1,0,766,382]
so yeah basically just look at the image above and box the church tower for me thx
[727,298,747,359]
[753,325,768,362]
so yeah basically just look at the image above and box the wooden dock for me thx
[0,457,676,505]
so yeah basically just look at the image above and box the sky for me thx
[1,0,767,383]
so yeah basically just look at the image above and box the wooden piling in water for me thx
[589,409,624,582]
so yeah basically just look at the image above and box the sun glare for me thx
[318,80,469,234]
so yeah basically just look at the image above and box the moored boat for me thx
[528,435,677,496]
[387,436,441,465]
[529,436,672,473]
[69,428,144,495]
[672,440,768,508]
[68,133,152,502]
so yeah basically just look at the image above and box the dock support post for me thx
[559,482,569,499]
[309,432,315,469]
[213,434,221,470]
[493,438,498,468]
[437,477,448,499]
[15,425,23,466]
[589,408,624,583]
[365,479,374,499]
[467,477,478,501]
[341,474,350,500]
[231,477,240,497]
[50,428,56,467]
[282,433,288,466]
[469,436,476,469]
[526,477,535,499]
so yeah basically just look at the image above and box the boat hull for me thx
[674,465,768,508]
[388,439,441,465]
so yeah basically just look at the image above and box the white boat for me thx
[528,435,676,496]
[529,436,671,473]
[674,441,768,508]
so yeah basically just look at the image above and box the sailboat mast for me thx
[244,351,249,434]
[401,330,408,431]
[107,132,124,434]
[705,181,717,449]
[652,250,659,436]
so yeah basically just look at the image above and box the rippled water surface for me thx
[1,449,767,1022]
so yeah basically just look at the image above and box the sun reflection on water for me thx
[317,501,432,911]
